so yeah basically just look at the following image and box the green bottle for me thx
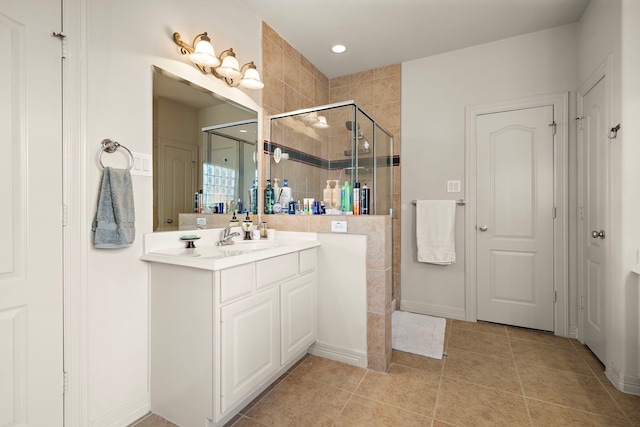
[264,179,274,214]
[341,181,352,212]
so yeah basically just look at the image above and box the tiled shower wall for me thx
[260,22,402,308]
[260,22,401,371]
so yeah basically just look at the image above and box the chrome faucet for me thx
[216,226,241,246]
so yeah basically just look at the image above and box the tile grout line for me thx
[596,375,635,425]
[506,326,534,427]
[429,326,448,426]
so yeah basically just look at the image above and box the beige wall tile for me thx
[262,37,284,81]
[374,63,401,79]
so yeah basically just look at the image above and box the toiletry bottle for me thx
[323,180,333,208]
[236,198,243,214]
[362,183,370,215]
[242,212,253,240]
[251,180,258,214]
[264,179,274,214]
[288,199,296,215]
[280,179,292,209]
[341,181,352,212]
[193,192,198,213]
[229,211,239,227]
[353,182,361,215]
[198,189,203,214]
[332,179,341,212]
[272,178,283,213]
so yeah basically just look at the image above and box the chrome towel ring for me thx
[99,138,134,170]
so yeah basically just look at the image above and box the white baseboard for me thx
[568,325,579,340]
[308,342,367,368]
[607,365,640,396]
[400,300,465,320]
[90,393,149,427]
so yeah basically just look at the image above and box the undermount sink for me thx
[151,240,274,258]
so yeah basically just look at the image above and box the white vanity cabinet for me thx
[149,245,318,427]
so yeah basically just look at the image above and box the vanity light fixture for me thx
[173,31,264,90]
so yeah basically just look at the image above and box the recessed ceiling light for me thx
[239,129,248,133]
[331,44,346,54]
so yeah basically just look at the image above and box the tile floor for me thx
[133,319,640,426]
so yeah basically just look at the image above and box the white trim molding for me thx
[464,92,569,336]
[308,342,367,368]
[400,300,465,321]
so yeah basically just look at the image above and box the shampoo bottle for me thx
[361,183,370,215]
[251,180,258,214]
[353,182,361,215]
[323,180,333,208]
[332,180,341,212]
[341,181,352,212]
[264,179,274,214]
[280,179,292,209]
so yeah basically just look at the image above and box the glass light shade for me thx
[216,55,242,80]
[189,39,220,67]
[240,67,264,90]
[312,116,329,129]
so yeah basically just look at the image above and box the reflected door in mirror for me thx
[159,139,198,231]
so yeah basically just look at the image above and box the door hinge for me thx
[580,296,584,309]
[549,121,557,136]
[63,371,69,394]
[579,207,584,220]
[575,117,584,130]
[62,204,68,227]
[552,207,557,219]
[554,291,557,303]
[52,31,68,59]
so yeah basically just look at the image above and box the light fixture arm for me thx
[173,31,202,55]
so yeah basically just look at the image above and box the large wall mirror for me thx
[153,67,258,231]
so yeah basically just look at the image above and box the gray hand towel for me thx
[91,167,135,248]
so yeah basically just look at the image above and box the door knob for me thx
[166,218,173,224]
[479,225,488,232]
[591,230,605,239]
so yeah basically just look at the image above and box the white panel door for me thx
[220,287,279,414]
[0,1,63,426]
[158,139,197,231]
[476,106,555,331]
[579,77,607,363]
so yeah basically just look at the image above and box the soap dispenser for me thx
[242,212,253,240]
[332,179,341,212]
[229,211,239,227]
[323,180,333,208]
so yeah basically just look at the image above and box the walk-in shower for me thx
[266,100,394,215]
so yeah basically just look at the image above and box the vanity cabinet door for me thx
[280,272,317,365]
[220,286,279,413]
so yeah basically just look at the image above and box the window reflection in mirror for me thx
[153,67,257,231]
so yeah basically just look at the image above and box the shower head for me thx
[345,121,364,140]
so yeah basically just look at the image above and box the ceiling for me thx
[239,0,590,79]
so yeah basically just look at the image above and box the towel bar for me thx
[412,199,465,206]
[99,138,134,170]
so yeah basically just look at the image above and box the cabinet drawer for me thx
[220,263,255,303]
[256,253,297,289]
[299,248,317,274]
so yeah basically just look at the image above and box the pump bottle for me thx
[264,179,274,214]
[341,181,352,212]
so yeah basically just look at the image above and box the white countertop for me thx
[141,228,320,271]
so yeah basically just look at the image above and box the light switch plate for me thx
[447,180,461,193]
[131,152,152,177]
[331,221,347,233]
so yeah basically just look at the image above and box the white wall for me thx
[400,24,578,319]
[66,0,262,425]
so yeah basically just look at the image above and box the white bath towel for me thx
[416,200,456,265]
[91,167,135,248]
